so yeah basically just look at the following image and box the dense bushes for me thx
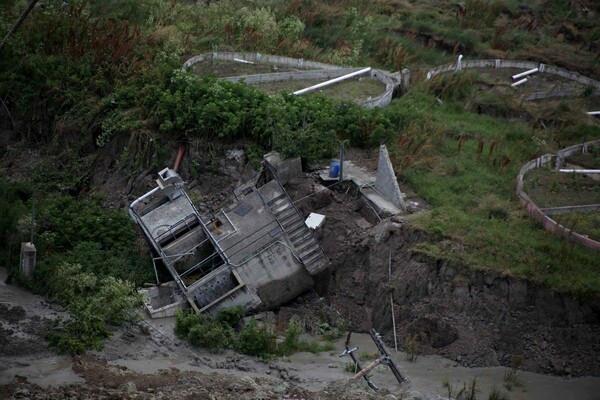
[1,0,403,165]
[45,262,143,354]
[0,176,151,353]
[175,310,334,358]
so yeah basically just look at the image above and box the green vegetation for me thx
[175,312,334,358]
[390,77,600,296]
[45,262,143,354]
[0,177,151,354]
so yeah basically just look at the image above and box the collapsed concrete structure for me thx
[129,161,329,317]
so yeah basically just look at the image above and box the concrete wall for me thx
[526,90,600,101]
[183,52,342,71]
[425,59,600,95]
[556,139,600,170]
[541,204,600,216]
[20,242,36,278]
[516,143,600,251]
[183,52,400,108]
[225,67,397,108]
[363,69,397,108]
[263,152,302,185]
[235,241,313,309]
[375,145,406,210]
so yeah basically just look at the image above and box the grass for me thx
[395,85,600,296]
[359,351,380,362]
[191,59,296,78]
[503,357,523,391]
[525,169,600,208]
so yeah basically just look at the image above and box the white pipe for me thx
[456,54,463,71]
[587,111,600,115]
[511,78,528,87]
[293,67,371,95]
[559,169,600,174]
[233,58,254,64]
[512,68,538,80]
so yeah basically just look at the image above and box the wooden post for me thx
[353,358,383,381]
[0,0,40,54]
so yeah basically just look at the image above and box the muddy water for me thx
[0,267,85,387]
[327,333,600,400]
[111,320,600,400]
[0,356,85,387]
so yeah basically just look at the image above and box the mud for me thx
[2,273,600,399]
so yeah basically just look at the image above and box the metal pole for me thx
[339,143,344,182]
[30,192,35,244]
[152,258,160,285]
[293,67,371,95]
[389,248,398,352]
[512,68,539,80]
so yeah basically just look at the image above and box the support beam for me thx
[512,68,538,80]
[511,78,528,87]
[293,67,371,95]
[559,169,600,174]
[233,58,254,64]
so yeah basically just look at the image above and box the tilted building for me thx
[129,161,329,316]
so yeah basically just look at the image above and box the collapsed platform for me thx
[129,162,329,317]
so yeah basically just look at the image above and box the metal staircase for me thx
[267,193,328,275]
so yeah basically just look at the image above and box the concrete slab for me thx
[217,188,277,265]
[140,194,196,240]
[319,156,404,216]
[360,186,403,216]
[319,160,376,187]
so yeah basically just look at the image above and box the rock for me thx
[272,383,287,393]
[120,381,137,393]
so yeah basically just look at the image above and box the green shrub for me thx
[175,310,200,338]
[235,319,276,358]
[0,179,31,269]
[187,315,235,353]
[278,319,302,356]
[217,305,246,328]
[44,262,143,354]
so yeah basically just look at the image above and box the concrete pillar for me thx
[456,54,463,71]
[20,242,36,278]
[401,68,410,88]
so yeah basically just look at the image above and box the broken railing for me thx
[340,329,408,392]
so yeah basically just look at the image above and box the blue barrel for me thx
[329,161,340,178]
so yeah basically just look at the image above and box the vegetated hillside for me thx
[0,0,599,354]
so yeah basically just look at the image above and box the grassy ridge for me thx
[394,85,600,296]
